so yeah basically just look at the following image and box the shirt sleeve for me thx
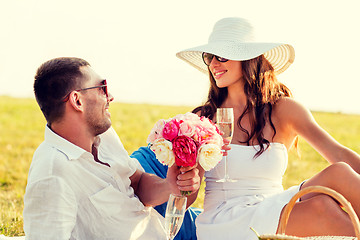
[23,176,77,240]
[101,127,138,174]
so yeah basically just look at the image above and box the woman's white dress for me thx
[196,143,302,240]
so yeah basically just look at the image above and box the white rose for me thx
[198,144,223,171]
[150,138,175,166]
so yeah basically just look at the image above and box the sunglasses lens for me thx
[202,53,214,66]
[202,53,229,65]
[103,86,108,97]
[217,56,229,62]
[102,80,108,97]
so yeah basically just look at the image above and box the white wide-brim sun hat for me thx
[176,17,295,75]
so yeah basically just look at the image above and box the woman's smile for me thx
[212,69,227,79]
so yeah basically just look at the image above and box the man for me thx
[23,57,200,240]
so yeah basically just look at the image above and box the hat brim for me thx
[176,42,295,75]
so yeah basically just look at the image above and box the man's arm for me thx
[23,176,77,240]
[130,164,200,208]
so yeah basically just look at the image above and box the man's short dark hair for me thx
[33,57,90,124]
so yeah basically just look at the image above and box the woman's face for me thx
[209,58,243,88]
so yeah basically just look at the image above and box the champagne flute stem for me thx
[224,149,237,182]
[223,154,229,179]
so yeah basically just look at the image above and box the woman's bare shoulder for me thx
[274,97,317,132]
[275,97,300,107]
[271,97,315,147]
[274,97,311,118]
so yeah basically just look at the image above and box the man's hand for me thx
[166,163,201,196]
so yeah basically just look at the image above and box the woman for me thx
[176,17,360,239]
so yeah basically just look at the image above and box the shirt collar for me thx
[44,125,101,161]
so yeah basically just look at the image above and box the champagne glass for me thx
[216,108,237,182]
[164,193,187,240]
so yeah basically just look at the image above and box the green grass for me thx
[1,96,360,236]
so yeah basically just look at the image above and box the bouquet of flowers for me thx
[147,112,224,172]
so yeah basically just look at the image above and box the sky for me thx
[1,0,359,114]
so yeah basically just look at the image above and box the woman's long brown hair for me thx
[192,55,293,157]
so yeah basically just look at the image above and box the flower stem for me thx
[180,190,191,196]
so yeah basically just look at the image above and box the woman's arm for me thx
[279,98,360,173]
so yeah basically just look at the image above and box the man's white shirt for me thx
[23,126,165,240]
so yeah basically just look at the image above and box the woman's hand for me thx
[222,138,231,156]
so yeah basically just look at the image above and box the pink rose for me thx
[172,135,198,167]
[178,120,197,138]
[196,117,222,144]
[162,119,180,141]
[147,119,165,143]
[174,112,199,122]
[195,125,213,144]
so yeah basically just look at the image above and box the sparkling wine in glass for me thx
[164,193,187,240]
[216,108,237,182]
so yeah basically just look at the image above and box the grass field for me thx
[1,96,359,236]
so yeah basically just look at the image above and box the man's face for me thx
[80,66,113,136]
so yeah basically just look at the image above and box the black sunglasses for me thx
[202,52,229,66]
[62,80,108,102]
